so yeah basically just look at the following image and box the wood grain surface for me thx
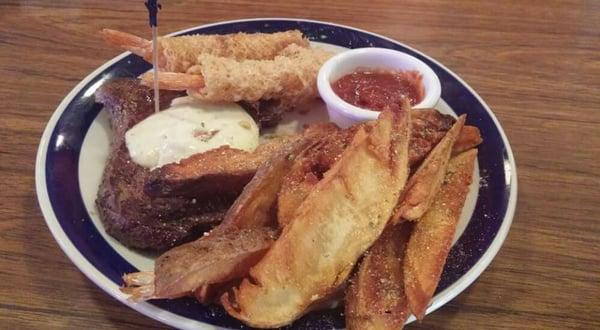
[1,0,599,329]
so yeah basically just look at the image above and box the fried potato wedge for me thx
[409,109,453,166]
[221,108,411,328]
[277,125,357,227]
[218,133,325,232]
[182,133,326,303]
[345,223,412,330]
[453,125,482,156]
[410,109,481,166]
[392,115,466,222]
[121,132,323,302]
[145,135,297,198]
[404,149,477,320]
[277,112,480,228]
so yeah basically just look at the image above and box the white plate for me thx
[36,18,517,329]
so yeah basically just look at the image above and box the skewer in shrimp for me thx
[101,28,309,72]
[139,44,333,109]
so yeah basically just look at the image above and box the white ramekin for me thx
[317,47,442,127]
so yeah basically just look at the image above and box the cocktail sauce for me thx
[331,70,424,112]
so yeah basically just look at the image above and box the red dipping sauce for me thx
[331,70,424,112]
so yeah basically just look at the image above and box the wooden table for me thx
[1,0,599,329]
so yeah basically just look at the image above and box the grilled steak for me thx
[144,135,300,198]
[95,79,235,251]
[238,99,286,128]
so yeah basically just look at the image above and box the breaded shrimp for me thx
[139,44,333,109]
[101,28,309,72]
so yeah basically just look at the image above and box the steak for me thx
[95,79,235,251]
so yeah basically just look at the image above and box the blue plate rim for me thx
[35,17,518,329]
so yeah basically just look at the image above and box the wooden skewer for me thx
[139,71,205,90]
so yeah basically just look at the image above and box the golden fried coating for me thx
[453,125,482,156]
[121,227,275,301]
[187,128,332,302]
[345,223,412,330]
[101,28,309,72]
[277,125,357,227]
[217,127,333,232]
[404,149,477,320]
[160,30,309,72]
[277,111,481,228]
[392,115,466,222]
[172,228,273,299]
[406,110,481,166]
[221,108,410,328]
[120,131,322,303]
[140,44,333,108]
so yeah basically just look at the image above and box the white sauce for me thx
[125,96,259,169]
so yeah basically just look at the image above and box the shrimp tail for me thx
[101,28,152,60]
[121,271,156,301]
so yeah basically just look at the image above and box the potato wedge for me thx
[345,223,412,330]
[221,107,411,328]
[404,149,477,320]
[121,131,324,303]
[277,112,480,228]
[277,125,357,227]
[218,133,323,232]
[453,125,482,156]
[392,115,466,223]
[410,109,480,166]
[183,131,327,302]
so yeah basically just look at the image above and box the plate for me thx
[36,18,517,329]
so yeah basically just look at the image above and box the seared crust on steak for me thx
[95,79,233,251]
[145,135,300,198]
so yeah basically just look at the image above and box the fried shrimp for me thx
[139,44,333,108]
[101,29,309,72]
